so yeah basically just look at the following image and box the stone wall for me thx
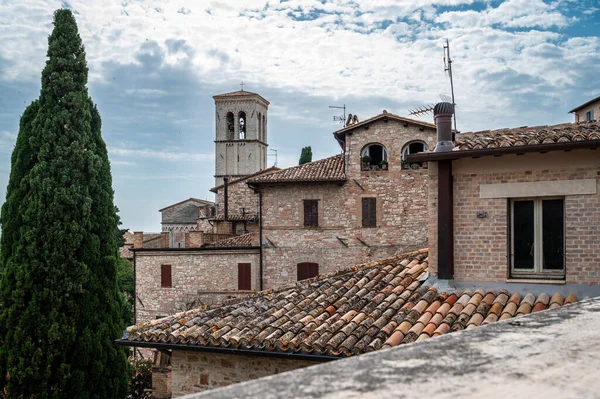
[573,100,600,123]
[428,150,600,285]
[135,249,259,322]
[171,350,320,397]
[260,119,435,289]
[215,179,260,218]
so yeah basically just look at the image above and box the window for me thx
[238,263,251,290]
[161,264,172,288]
[238,112,246,139]
[362,197,377,228]
[401,141,429,169]
[226,112,235,140]
[304,200,319,227]
[297,262,318,281]
[361,143,388,170]
[511,198,564,279]
[585,110,594,121]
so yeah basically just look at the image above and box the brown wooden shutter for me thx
[297,262,319,281]
[238,263,251,290]
[161,264,172,288]
[362,197,377,228]
[303,200,319,227]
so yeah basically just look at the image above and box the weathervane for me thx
[329,104,347,127]
[408,39,458,132]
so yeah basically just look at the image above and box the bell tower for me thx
[213,90,269,186]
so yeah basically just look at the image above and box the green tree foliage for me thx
[117,257,134,327]
[0,9,128,397]
[299,146,312,165]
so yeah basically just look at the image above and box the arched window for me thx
[262,115,266,142]
[360,143,388,170]
[226,112,235,140]
[297,262,318,281]
[401,141,429,169]
[258,112,262,140]
[238,112,246,140]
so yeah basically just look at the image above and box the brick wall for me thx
[135,249,259,322]
[171,350,320,397]
[428,150,600,285]
[260,119,435,288]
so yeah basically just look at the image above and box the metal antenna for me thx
[329,104,346,127]
[268,148,277,167]
[443,39,457,132]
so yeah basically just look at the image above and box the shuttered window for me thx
[238,263,251,290]
[362,197,377,228]
[303,200,319,227]
[297,262,319,281]
[161,264,172,288]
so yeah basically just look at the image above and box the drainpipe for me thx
[434,102,455,280]
[223,177,229,222]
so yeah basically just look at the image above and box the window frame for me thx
[297,262,319,281]
[585,110,594,121]
[360,143,388,170]
[509,197,565,279]
[161,264,172,288]
[303,199,319,228]
[362,197,377,228]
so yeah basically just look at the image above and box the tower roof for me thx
[213,90,270,105]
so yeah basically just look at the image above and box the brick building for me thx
[407,103,600,292]
[249,113,437,289]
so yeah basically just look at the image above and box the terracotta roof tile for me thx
[122,249,579,358]
[204,233,258,248]
[248,155,345,184]
[454,121,600,151]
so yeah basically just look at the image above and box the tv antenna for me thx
[268,148,277,167]
[329,104,346,127]
[408,39,458,132]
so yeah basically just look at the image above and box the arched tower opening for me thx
[238,111,246,140]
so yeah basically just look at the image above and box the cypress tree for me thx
[0,9,128,398]
[299,146,312,165]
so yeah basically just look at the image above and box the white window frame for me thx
[360,144,388,162]
[510,197,565,279]
[401,141,429,161]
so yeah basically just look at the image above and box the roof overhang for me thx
[569,95,600,113]
[248,178,346,187]
[406,140,600,162]
[132,246,260,253]
[114,339,339,361]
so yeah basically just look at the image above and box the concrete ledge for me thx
[479,179,596,198]
[184,297,600,399]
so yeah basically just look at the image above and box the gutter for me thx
[114,339,339,362]
[406,140,600,163]
[132,246,260,253]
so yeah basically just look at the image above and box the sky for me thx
[0,0,598,232]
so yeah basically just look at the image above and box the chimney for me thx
[133,231,143,249]
[223,177,229,221]
[433,102,455,153]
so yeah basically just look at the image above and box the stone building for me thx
[249,112,437,289]
[213,90,269,186]
[570,95,600,123]
[159,198,215,248]
[407,103,600,294]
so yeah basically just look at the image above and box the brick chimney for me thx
[133,231,143,249]
[185,231,205,248]
[433,102,455,153]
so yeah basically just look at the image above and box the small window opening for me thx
[226,112,235,140]
[239,112,246,139]
[297,262,318,281]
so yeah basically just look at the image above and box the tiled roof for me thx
[454,121,600,151]
[121,249,577,357]
[204,233,258,248]
[248,155,346,185]
[211,213,258,222]
[210,167,280,193]
[158,198,214,212]
[213,90,270,105]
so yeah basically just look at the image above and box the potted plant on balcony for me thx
[361,155,371,171]
[379,160,388,170]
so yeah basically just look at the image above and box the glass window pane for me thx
[542,199,564,270]
[513,201,534,269]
